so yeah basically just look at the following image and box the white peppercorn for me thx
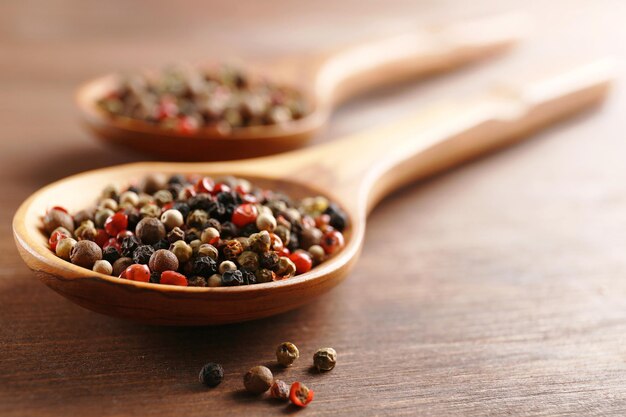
[160,209,184,230]
[55,237,77,260]
[93,260,113,275]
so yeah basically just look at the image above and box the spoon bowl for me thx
[76,14,528,161]
[16,61,612,324]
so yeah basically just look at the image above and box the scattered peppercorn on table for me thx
[3,1,626,416]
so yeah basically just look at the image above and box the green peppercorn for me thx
[199,362,224,387]
[207,274,222,287]
[153,189,173,206]
[75,220,97,241]
[218,260,237,274]
[188,276,207,287]
[119,190,139,207]
[169,240,192,264]
[276,342,299,367]
[73,209,94,227]
[276,257,296,278]
[187,209,208,229]
[56,237,77,260]
[248,231,271,254]
[243,366,273,394]
[308,245,325,264]
[237,251,259,271]
[313,347,337,371]
[94,208,115,228]
[274,225,290,246]
[93,260,113,275]
[137,193,155,207]
[139,204,161,218]
[255,268,275,283]
[101,184,119,200]
[98,198,118,212]
[197,243,218,260]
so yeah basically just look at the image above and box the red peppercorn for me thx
[122,264,150,282]
[178,115,199,134]
[278,247,290,257]
[49,206,69,214]
[289,252,313,274]
[212,183,231,195]
[105,212,128,236]
[289,382,314,407]
[156,97,178,120]
[48,230,68,251]
[95,229,109,248]
[180,185,197,199]
[231,203,258,227]
[160,271,188,286]
[103,238,121,252]
[162,201,174,211]
[315,214,331,228]
[320,230,344,255]
[195,176,214,194]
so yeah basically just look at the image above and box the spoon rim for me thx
[13,162,362,295]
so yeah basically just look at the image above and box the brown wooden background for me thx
[3,0,626,415]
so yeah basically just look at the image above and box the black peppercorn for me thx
[133,245,155,265]
[241,269,257,285]
[199,362,224,387]
[324,203,348,231]
[120,235,140,257]
[172,202,190,218]
[287,233,300,252]
[222,270,243,286]
[188,194,213,211]
[259,251,280,270]
[239,223,258,237]
[220,222,238,239]
[192,256,217,277]
[127,211,141,231]
[152,239,170,250]
[184,230,200,244]
[205,218,221,232]
[168,174,186,185]
[102,246,121,264]
[149,272,161,284]
[206,200,228,222]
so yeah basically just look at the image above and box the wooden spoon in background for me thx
[15,60,612,325]
[76,13,528,161]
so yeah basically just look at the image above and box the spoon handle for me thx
[278,60,613,214]
[311,13,528,106]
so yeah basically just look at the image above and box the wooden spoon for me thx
[76,13,527,161]
[15,61,612,325]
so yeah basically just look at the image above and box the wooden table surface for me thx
[3,1,626,415]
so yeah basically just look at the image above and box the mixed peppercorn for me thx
[42,173,347,286]
[200,342,336,409]
[96,65,309,134]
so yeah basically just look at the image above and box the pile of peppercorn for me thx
[43,173,347,287]
[96,65,309,134]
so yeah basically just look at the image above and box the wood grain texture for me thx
[2,0,626,415]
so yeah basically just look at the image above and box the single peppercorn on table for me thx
[3,1,626,416]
